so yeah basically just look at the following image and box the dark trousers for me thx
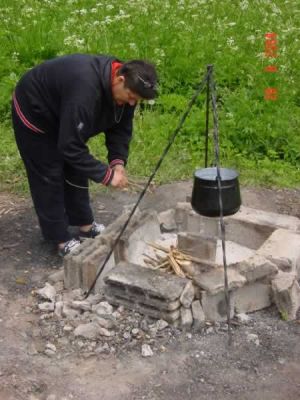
[11,105,94,243]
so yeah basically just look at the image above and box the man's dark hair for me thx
[118,60,158,100]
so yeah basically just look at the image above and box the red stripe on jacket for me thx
[13,93,45,134]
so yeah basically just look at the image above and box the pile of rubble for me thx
[33,276,182,358]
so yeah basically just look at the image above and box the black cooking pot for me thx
[191,167,241,217]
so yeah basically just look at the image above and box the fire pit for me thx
[64,202,300,329]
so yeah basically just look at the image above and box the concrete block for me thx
[224,218,274,250]
[105,285,181,312]
[94,209,142,248]
[230,255,278,283]
[177,232,217,261]
[64,257,82,289]
[272,271,300,320]
[104,293,180,323]
[187,211,219,236]
[81,245,108,291]
[114,211,161,265]
[229,206,300,233]
[193,268,246,295]
[174,202,192,231]
[174,202,218,235]
[180,306,193,330]
[180,281,195,308]
[257,229,300,274]
[201,290,234,322]
[234,282,272,313]
[191,300,205,331]
[158,209,177,232]
[104,262,188,302]
[79,245,115,293]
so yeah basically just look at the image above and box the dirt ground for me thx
[0,182,300,400]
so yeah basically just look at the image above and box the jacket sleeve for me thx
[104,106,135,168]
[57,103,114,185]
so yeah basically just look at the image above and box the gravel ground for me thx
[0,183,299,400]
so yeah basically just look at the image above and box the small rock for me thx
[38,302,55,312]
[46,343,56,352]
[246,333,260,346]
[149,327,158,337]
[112,311,121,319]
[36,283,56,302]
[117,305,125,313]
[54,281,64,292]
[27,343,38,356]
[123,331,131,340]
[62,304,80,319]
[131,328,140,337]
[95,316,116,330]
[206,327,214,334]
[74,323,99,340]
[40,313,53,320]
[93,301,113,316]
[95,343,110,354]
[155,319,169,331]
[86,293,102,305]
[191,300,205,331]
[236,313,251,324]
[46,395,57,400]
[180,281,195,308]
[71,300,92,312]
[141,344,153,357]
[48,269,64,284]
[44,349,56,357]
[99,327,114,337]
[180,307,193,330]
[140,319,149,332]
[63,325,73,332]
[71,288,84,300]
[54,301,63,317]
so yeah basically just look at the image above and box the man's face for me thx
[112,75,142,106]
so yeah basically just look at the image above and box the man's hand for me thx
[110,165,128,188]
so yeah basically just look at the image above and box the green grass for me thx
[0,0,299,193]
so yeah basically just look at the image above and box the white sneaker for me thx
[58,238,81,257]
[79,221,105,240]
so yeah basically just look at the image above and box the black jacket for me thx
[14,54,135,184]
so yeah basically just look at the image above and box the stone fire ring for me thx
[64,202,300,330]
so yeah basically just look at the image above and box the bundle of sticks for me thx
[143,241,215,278]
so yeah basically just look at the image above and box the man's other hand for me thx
[110,168,128,188]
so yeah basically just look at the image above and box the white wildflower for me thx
[246,35,255,43]
[227,37,235,46]
[240,0,249,10]
[129,42,137,50]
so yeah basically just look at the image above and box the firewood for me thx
[146,241,169,253]
[168,253,186,278]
